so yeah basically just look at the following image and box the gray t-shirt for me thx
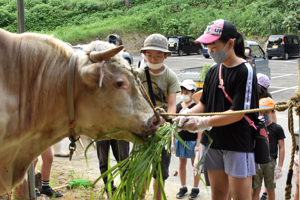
[137,65,180,110]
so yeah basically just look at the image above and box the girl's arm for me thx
[188,101,206,113]
[208,110,244,127]
[188,102,244,127]
[196,131,202,148]
[167,92,177,114]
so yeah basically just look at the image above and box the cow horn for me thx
[89,45,124,62]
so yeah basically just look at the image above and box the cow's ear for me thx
[79,61,105,87]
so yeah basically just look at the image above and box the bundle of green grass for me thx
[85,122,211,200]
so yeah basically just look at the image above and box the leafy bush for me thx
[0,8,14,28]
[0,0,299,42]
[199,63,213,82]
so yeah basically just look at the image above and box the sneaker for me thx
[176,186,188,199]
[260,192,267,200]
[40,187,63,198]
[189,188,200,199]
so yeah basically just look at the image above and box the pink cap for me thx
[195,19,237,44]
[195,34,221,44]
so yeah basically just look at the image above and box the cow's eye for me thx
[116,81,123,88]
[113,76,128,89]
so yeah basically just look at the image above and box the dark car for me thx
[168,36,202,56]
[202,45,210,58]
[267,35,300,60]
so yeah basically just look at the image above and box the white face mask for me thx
[148,62,163,70]
[180,95,191,102]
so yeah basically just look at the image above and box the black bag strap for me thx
[144,66,156,107]
[137,60,141,68]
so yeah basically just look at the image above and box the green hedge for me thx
[1,0,299,42]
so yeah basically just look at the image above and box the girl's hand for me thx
[173,116,212,132]
[171,144,175,154]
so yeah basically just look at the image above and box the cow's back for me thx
[0,29,75,194]
[0,29,74,132]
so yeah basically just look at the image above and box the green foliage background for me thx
[0,0,299,44]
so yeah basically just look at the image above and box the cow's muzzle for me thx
[142,114,160,137]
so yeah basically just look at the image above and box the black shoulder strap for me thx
[144,66,156,107]
[138,60,141,68]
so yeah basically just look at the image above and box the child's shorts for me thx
[175,138,197,158]
[199,144,259,178]
[293,151,299,184]
[252,157,276,190]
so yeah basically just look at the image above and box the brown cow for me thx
[0,28,159,194]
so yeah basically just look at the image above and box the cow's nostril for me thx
[152,116,160,127]
[144,115,160,136]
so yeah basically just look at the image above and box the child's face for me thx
[180,88,194,102]
[260,110,273,122]
[180,88,193,96]
[245,47,251,56]
[144,50,168,64]
[206,39,227,53]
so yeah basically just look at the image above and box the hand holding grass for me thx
[173,116,212,132]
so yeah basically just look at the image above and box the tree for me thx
[125,0,129,8]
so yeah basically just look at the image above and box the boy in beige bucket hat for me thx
[137,33,180,200]
[141,34,171,53]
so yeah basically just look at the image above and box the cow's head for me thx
[74,41,159,141]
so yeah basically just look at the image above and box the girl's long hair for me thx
[219,32,246,59]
